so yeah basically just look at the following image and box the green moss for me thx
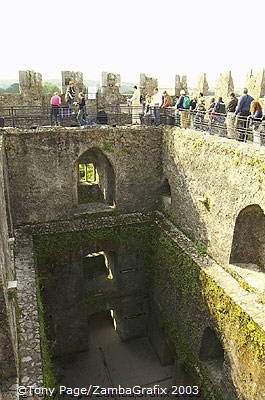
[196,241,207,255]
[152,232,265,399]
[33,222,265,400]
[193,140,204,148]
[35,278,58,396]
[100,141,113,152]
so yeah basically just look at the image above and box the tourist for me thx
[207,98,216,133]
[129,85,141,124]
[162,91,172,125]
[50,92,61,126]
[226,93,238,139]
[65,81,76,111]
[174,96,180,127]
[76,92,87,126]
[189,96,197,128]
[198,92,205,103]
[250,99,263,130]
[151,88,163,125]
[176,90,190,128]
[162,91,170,108]
[194,99,206,130]
[143,94,154,125]
[213,97,226,137]
[235,88,254,141]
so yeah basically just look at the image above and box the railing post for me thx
[11,107,15,128]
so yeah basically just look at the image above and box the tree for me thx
[43,82,60,94]
[5,83,19,93]
[0,88,5,94]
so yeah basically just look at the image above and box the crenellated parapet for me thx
[175,75,188,96]
[192,73,209,97]
[245,69,265,99]
[19,70,43,96]
[97,72,123,109]
[61,71,85,95]
[139,73,158,98]
[215,71,234,101]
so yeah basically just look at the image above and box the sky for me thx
[2,0,265,89]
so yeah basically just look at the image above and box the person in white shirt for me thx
[151,88,162,125]
[129,85,141,124]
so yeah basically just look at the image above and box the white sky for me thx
[2,0,265,89]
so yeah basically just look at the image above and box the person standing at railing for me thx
[235,88,253,141]
[161,91,171,125]
[207,98,216,134]
[194,99,206,130]
[213,97,226,137]
[128,85,141,124]
[76,92,87,126]
[143,94,154,125]
[226,93,238,139]
[189,96,197,129]
[50,92,61,126]
[65,81,76,113]
[176,90,190,128]
[250,100,263,130]
[151,88,163,125]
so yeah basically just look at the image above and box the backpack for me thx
[183,95,190,109]
[215,102,226,114]
[169,96,174,106]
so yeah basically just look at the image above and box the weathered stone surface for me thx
[0,135,19,395]
[193,73,209,96]
[97,72,123,109]
[3,126,163,226]
[61,70,84,95]
[162,128,265,267]
[139,73,158,98]
[175,75,188,96]
[245,69,265,99]
[215,71,234,101]
[19,70,43,95]
[14,230,43,390]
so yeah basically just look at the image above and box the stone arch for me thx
[229,204,265,270]
[73,147,115,206]
[199,327,224,362]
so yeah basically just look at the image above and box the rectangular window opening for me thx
[79,163,97,183]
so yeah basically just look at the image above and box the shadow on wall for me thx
[160,168,209,250]
[230,204,265,270]
[73,147,115,207]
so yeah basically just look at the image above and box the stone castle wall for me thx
[162,128,265,267]
[1,125,265,398]
[0,134,19,396]
[3,126,163,226]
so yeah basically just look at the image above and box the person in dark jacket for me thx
[207,98,216,133]
[235,88,254,141]
[213,97,226,137]
[226,93,238,139]
[76,92,87,126]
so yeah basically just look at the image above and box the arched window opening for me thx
[230,204,265,271]
[75,148,115,207]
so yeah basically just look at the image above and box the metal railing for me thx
[0,104,265,145]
